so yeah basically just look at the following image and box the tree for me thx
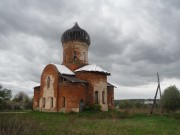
[12,91,32,109]
[160,85,180,112]
[0,85,12,109]
[134,102,142,109]
[13,91,29,102]
[119,100,133,109]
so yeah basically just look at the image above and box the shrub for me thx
[119,100,133,109]
[160,85,180,112]
[134,102,142,109]
[90,104,102,111]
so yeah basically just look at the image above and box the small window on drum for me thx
[74,51,76,60]
[64,52,67,62]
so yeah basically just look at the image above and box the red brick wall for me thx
[58,82,86,112]
[76,72,107,105]
[33,86,40,109]
[62,40,89,71]
[107,86,114,109]
[39,64,60,111]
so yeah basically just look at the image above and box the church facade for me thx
[33,23,115,112]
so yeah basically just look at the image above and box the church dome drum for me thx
[61,22,91,45]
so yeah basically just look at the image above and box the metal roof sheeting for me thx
[61,22,90,45]
[61,75,87,83]
[107,82,116,88]
[75,64,110,75]
[52,64,75,75]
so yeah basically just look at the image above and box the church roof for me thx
[52,64,75,75]
[61,75,87,83]
[75,64,110,75]
[107,82,116,88]
[61,22,91,45]
[34,86,40,89]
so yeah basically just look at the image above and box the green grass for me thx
[0,111,180,135]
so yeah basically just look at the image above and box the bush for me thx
[0,86,12,110]
[90,104,102,112]
[119,100,133,109]
[160,85,180,112]
[134,102,142,109]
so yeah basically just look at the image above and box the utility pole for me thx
[150,72,161,114]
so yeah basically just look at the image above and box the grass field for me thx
[0,110,180,135]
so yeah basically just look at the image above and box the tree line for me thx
[115,85,180,112]
[0,85,33,111]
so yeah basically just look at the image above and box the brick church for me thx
[33,23,115,112]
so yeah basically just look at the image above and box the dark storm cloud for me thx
[0,0,180,98]
[88,0,180,87]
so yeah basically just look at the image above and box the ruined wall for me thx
[62,40,89,71]
[76,72,108,111]
[58,82,86,113]
[107,86,114,109]
[39,64,59,112]
[33,86,40,109]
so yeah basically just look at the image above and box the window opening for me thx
[47,77,50,88]
[43,98,46,108]
[62,97,65,107]
[50,97,53,108]
[37,98,39,107]
[95,91,99,104]
[79,99,84,112]
[102,91,105,104]
[64,53,66,62]
[74,51,76,60]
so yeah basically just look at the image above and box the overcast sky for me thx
[0,0,180,99]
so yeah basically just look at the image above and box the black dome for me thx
[61,22,90,45]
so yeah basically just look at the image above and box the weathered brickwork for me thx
[33,23,115,113]
[62,40,88,71]
[76,72,108,111]
[39,64,59,112]
[107,86,114,109]
[58,82,86,112]
[33,86,40,109]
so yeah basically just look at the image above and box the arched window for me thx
[79,99,84,112]
[37,98,39,107]
[50,97,53,108]
[62,97,65,107]
[66,52,67,61]
[43,97,46,108]
[47,77,50,88]
[95,91,99,104]
[74,51,76,60]
[102,91,105,104]
[64,53,66,62]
